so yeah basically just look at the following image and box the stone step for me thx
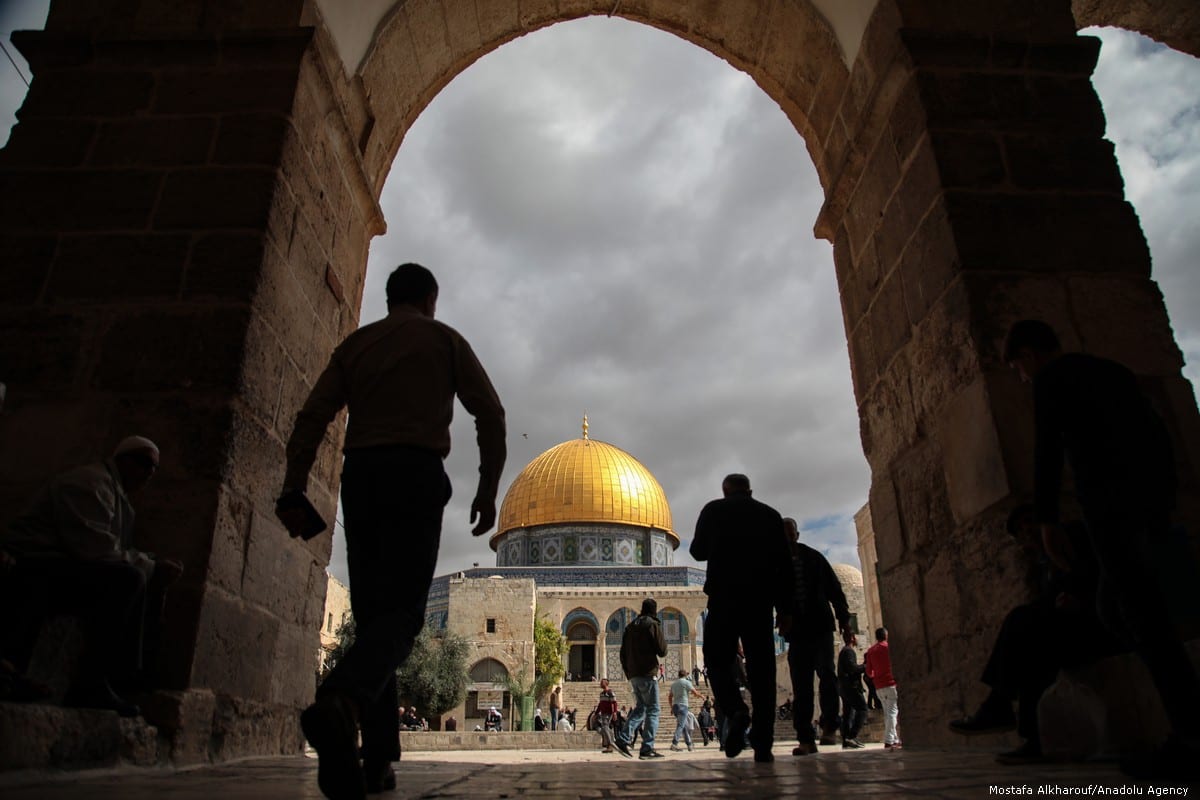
[401,730,598,751]
[0,702,160,772]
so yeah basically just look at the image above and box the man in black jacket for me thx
[837,631,867,749]
[783,516,851,754]
[1005,319,1200,775]
[614,597,668,759]
[691,474,794,762]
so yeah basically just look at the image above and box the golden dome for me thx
[493,423,675,547]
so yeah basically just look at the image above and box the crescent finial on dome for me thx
[582,412,589,441]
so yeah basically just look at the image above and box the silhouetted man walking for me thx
[691,473,794,762]
[1005,318,1200,776]
[614,597,668,759]
[782,516,851,754]
[281,263,506,799]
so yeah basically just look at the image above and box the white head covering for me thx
[113,435,160,458]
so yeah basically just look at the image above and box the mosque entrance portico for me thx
[1,0,1198,767]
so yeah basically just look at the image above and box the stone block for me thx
[928,130,1004,189]
[474,0,522,44]
[1067,276,1183,375]
[947,193,1150,275]
[90,117,217,166]
[0,703,124,770]
[209,694,301,760]
[92,37,219,68]
[214,112,290,166]
[241,508,315,627]
[186,232,267,300]
[848,313,877,402]
[18,69,154,117]
[0,310,88,390]
[885,73,928,169]
[191,586,280,700]
[153,68,300,114]
[866,267,909,368]
[219,31,312,68]
[269,622,320,707]
[404,0,457,84]
[1,170,161,232]
[867,474,906,571]
[907,281,977,422]
[858,348,917,470]
[1025,36,1102,75]
[48,233,189,301]
[1004,134,1122,192]
[94,306,250,392]
[154,167,278,230]
[756,1,826,119]
[0,235,54,305]
[141,688,217,765]
[876,560,925,664]
[689,0,772,69]
[891,441,954,556]
[238,313,287,429]
[205,485,253,595]
[0,118,95,166]
[896,202,956,325]
[119,716,161,766]
[936,378,1009,523]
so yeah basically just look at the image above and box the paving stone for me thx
[2,745,1191,799]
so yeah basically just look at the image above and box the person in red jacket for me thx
[864,627,900,749]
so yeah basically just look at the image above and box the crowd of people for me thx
[1,255,1196,797]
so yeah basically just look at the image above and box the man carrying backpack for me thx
[614,597,668,759]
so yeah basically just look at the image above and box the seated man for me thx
[949,505,1121,763]
[0,436,182,717]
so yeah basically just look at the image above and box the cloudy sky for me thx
[2,7,1198,587]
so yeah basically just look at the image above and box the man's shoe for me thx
[363,761,396,794]
[613,740,634,758]
[687,744,694,752]
[64,682,140,718]
[792,741,817,756]
[949,704,1017,736]
[842,739,865,749]
[301,692,366,800]
[995,741,1045,765]
[754,749,775,763]
[669,744,682,751]
[884,741,903,751]
[724,712,750,758]
[639,750,665,759]
[818,732,839,746]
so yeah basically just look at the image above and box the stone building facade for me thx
[1,0,1197,763]
[317,574,350,674]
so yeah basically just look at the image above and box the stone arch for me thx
[604,607,638,645]
[658,607,689,643]
[1,0,1197,762]
[468,657,509,684]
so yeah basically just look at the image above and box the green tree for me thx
[533,612,568,690]
[395,628,470,719]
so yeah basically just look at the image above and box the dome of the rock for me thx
[490,419,676,567]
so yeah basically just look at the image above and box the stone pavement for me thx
[2,742,1197,799]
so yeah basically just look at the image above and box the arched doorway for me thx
[562,607,601,681]
[1,0,1198,761]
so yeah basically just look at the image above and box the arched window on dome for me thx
[605,608,637,645]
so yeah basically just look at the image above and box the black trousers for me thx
[1,556,147,685]
[840,686,866,740]
[319,445,449,765]
[981,603,1059,742]
[786,630,840,741]
[702,600,777,753]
